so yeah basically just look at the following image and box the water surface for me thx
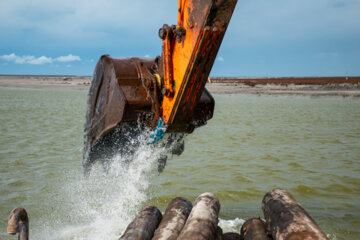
[0,87,359,239]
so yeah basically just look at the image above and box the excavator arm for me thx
[83,0,238,172]
[160,0,237,132]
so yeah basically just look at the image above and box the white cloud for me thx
[27,56,53,65]
[217,56,225,62]
[56,54,81,62]
[0,53,81,65]
[0,53,35,64]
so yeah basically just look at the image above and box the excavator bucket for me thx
[83,0,237,172]
[83,56,213,171]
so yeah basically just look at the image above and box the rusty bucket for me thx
[83,55,214,172]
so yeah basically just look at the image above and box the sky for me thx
[0,0,359,77]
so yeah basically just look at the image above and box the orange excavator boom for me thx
[160,0,237,132]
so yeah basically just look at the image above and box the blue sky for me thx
[0,0,359,77]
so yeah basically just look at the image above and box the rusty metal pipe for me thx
[262,189,329,240]
[240,218,272,240]
[222,232,241,240]
[119,206,162,240]
[7,207,29,240]
[177,192,220,240]
[152,197,193,240]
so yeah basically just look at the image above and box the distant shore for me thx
[0,75,91,90]
[0,75,359,97]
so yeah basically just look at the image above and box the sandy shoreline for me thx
[0,75,359,97]
[0,75,91,90]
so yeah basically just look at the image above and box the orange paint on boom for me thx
[160,0,238,131]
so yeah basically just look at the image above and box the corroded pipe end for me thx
[262,189,329,240]
[165,197,193,214]
[194,192,221,217]
[7,207,28,236]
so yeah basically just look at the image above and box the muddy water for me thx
[0,87,359,239]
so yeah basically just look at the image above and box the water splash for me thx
[34,131,172,240]
[218,218,245,233]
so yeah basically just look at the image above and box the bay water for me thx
[0,87,359,239]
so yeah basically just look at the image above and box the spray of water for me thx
[218,218,245,234]
[34,129,173,240]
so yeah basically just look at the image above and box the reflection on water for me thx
[0,88,359,239]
